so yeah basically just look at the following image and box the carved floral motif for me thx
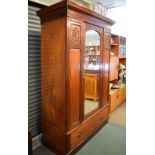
[105,33,110,49]
[71,24,81,45]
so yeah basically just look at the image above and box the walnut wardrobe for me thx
[37,0,115,154]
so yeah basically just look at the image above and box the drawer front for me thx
[68,106,109,151]
[110,91,119,112]
[119,86,126,104]
[122,86,126,101]
[119,88,124,105]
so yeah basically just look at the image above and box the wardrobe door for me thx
[67,18,82,130]
[83,23,103,118]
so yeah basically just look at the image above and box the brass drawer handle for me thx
[78,133,83,138]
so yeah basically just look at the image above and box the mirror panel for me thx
[84,30,100,116]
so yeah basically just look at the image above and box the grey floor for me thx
[33,103,126,155]
[109,102,126,126]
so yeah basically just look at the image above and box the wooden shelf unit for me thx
[110,34,126,58]
[110,34,120,82]
[119,36,126,58]
[109,34,126,112]
[111,43,118,46]
[110,55,119,81]
[109,84,126,112]
[110,34,126,82]
[119,56,126,59]
[86,45,100,66]
[110,34,120,56]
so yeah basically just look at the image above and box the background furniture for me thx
[37,0,114,154]
[84,73,98,101]
[110,55,119,81]
[110,85,126,112]
[109,34,126,112]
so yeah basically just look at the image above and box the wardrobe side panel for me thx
[41,17,66,152]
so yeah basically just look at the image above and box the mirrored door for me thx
[83,28,101,116]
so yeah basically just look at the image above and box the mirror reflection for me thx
[84,30,100,116]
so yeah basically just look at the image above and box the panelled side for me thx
[102,28,111,106]
[68,49,81,128]
[67,18,83,130]
[41,17,66,152]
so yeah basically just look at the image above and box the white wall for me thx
[106,6,126,37]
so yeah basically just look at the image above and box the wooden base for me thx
[42,106,109,155]
[43,120,108,155]
[67,120,108,155]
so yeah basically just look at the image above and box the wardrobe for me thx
[37,0,115,154]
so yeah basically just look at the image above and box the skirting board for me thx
[32,133,42,150]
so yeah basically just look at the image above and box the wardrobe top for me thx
[37,0,115,25]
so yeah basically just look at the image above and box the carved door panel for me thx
[67,18,82,129]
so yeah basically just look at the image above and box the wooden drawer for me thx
[119,88,124,105]
[119,86,126,104]
[68,106,109,151]
[122,85,126,101]
[110,85,126,112]
[110,90,120,112]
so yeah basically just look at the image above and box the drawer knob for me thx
[78,133,83,138]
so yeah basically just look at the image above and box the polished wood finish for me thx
[37,1,114,154]
[110,35,126,82]
[67,120,108,155]
[110,34,119,82]
[68,105,109,151]
[42,121,66,153]
[109,85,126,112]
[102,28,111,106]
[110,55,119,81]
[37,0,115,25]
[102,50,110,105]
[120,85,126,103]
[110,89,120,112]
[119,58,126,66]
[109,34,126,113]
[110,34,120,56]
[67,18,83,132]
[69,49,81,129]
[41,18,66,152]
